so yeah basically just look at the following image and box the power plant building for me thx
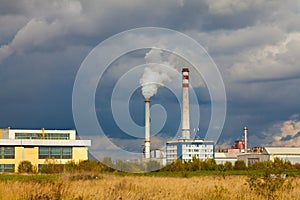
[165,68,215,163]
[237,147,300,166]
[0,128,91,172]
[166,139,214,163]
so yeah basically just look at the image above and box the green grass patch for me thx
[0,173,61,182]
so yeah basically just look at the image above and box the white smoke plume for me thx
[139,48,178,99]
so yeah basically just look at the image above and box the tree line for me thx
[17,157,300,174]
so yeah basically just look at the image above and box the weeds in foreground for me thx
[0,173,299,199]
[247,162,294,200]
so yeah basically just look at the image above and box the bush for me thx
[78,160,106,172]
[146,160,161,172]
[18,160,36,173]
[40,159,64,174]
[224,161,233,170]
[64,160,78,173]
[247,166,290,200]
[202,158,216,170]
[233,160,247,170]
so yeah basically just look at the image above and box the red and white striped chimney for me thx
[144,99,151,159]
[182,68,190,139]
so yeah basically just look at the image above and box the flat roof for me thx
[0,139,91,147]
[167,139,214,144]
[264,147,300,155]
[215,152,240,159]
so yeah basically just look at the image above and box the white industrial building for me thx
[214,152,239,165]
[264,147,300,163]
[236,147,300,166]
[165,68,215,163]
[166,139,214,163]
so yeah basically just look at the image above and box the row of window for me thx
[39,147,72,159]
[0,164,14,172]
[0,147,72,159]
[182,154,213,158]
[15,133,70,140]
[0,147,14,159]
[183,149,213,153]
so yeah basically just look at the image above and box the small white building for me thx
[214,152,239,165]
[264,147,300,164]
[236,147,300,166]
[166,139,214,163]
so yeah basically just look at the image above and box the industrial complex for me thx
[0,128,91,172]
[143,68,215,164]
[1,67,299,172]
[142,67,300,167]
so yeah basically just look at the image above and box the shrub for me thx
[102,157,115,171]
[18,160,36,173]
[146,160,161,172]
[204,158,217,170]
[247,166,290,200]
[233,160,247,170]
[224,161,233,170]
[64,160,78,173]
[40,159,64,174]
[78,160,106,172]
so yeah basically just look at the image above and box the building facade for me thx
[0,128,91,172]
[166,139,214,163]
[214,152,239,165]
[236,147,300,166]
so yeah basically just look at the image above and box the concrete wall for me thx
[237,154,270,166]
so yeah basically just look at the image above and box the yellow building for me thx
[0,128,91,172]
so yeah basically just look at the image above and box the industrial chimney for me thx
[144,99,151,159]
[182,68,190,139]
[244,127,248,153]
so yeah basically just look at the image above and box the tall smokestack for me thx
[244,127,248,153]
[182,68,190,139]
[144,99,151,159]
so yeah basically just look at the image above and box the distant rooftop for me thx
[264,147,300,155]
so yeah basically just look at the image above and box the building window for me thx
[0,164,14,172]
[39,147,72,159]
[0,147,15,159]
[15,133,70,140]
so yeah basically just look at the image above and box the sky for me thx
[1,0,300,158]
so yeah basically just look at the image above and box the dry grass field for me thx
[0,174,300,200]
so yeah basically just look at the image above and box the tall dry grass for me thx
[0,174,300,199]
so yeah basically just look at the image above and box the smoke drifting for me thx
[139,48,178,99]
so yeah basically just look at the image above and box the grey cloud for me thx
[0,0,300,149]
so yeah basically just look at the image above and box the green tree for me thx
[224,161,233,170]
[64,160,78,173]
[162,159,185,172]
[40,159,64,174]
[189,157,201,171]
[205,158,217,170]
[77,160,105,172]
[102,157,115,171]
[18,160,36,173]
[234,160,247,170]
[146,160,161,172]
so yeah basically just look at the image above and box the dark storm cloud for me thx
[0,0,299,150]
